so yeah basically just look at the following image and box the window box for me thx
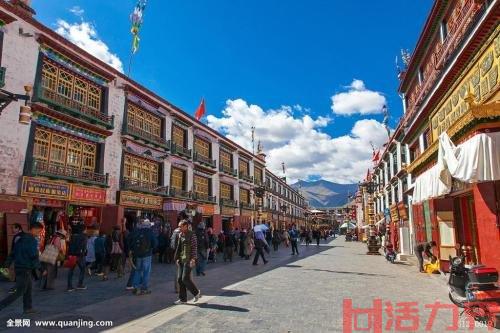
[169,187,192,199]
[240,202,255,210]
[193,192,216,203]
[220,198,238,208]
[239,173,253,183]
[219,163,238,177]
[121,179,168,196]
[193,152,216,168]
[32,159,108,187]
[124,124,169,150]
[170,142,192,159]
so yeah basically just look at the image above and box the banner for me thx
[119,191,162,210]
[71,185,106,204]
[21,177,70,200]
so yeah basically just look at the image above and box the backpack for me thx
[132,230,151,257]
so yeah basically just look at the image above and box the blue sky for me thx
[32,0,433,183]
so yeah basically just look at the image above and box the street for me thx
[0,238,490,332]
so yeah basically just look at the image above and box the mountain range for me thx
[291,180,358,208]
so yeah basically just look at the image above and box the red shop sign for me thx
[70,185,106,204]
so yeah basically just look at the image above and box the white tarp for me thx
[413,132,500,203]
[439,131,500,183]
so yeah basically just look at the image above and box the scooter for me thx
[448,255,500,328]
[384,243,396,264]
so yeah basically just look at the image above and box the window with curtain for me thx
[172,125,186,147]
[127,103,162,139]
[170,167,185,190]
[254,167,262,182]
[220,182,232,200]
[194,137,210,158]
[239,159,248,175]
[123,154,159,185]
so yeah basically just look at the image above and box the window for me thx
[170,167,185,190]
[127,104,162,139]
[41,59,102,113]
[239,159,249,176]
[240,188,250,204]
[440,19,448,43]
[33,128,97,171]
[194,137,210,158]
[194,175,210,196]
[172,125,186,147]
[254,167,262,183]
[422,129,431,151]
[124,154,159,186]
[220,150,232,168]
[220,183,233,200]
[410,143,420,162]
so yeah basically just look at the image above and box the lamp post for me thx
[280,204,287,230]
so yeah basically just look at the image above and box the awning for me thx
[340,222,356,229]
[412,163,451,203]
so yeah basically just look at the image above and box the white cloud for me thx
[69,6,84,17]
[55,19,123,72]
[207,99,389,184]
[331,79,386,115]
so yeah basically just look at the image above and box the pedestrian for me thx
[414,241,437,273]
[244,230,254,260]
[7,224,26,295]
[129,218,157,295]
[109,226,124,278]
[306,230,312,246]
[173,220,201,305]
[265,228,272,250]
[67,223,88,292]
[157,227,169,264]
[101,232,113,281]
[85,232,97,276]
[239,229,246,258]
[0,223,43,314]
[233,228,240,254]
[195,222,208,276]
[40,230,67,290]
[94,232,106,277]
[282,229,290,248]
[289,224,299,255]
[252,225,268,265]
[272,229,281,251]
[207,228,217,263]
[223,229,234,262]
[124,228,135,290]
[314,229,321,246]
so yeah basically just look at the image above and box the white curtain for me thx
[413,164,451,203]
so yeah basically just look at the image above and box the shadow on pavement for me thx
[284,264,302,268]
[219,290,251,297]
[304,268,391,277]
[197,303,249,312]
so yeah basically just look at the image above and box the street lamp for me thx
[280,204,287,230]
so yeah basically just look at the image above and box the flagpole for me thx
[127,50,134,78]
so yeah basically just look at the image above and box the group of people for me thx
[0,214,329,313]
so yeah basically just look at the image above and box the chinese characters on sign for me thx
[21,177,70,200]
[71,185,106,204]
[118,191,163,210]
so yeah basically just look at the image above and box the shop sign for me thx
[259,212,268,219]
[118,191,163,210]
[197,204,215,215]
[71,185,106,204]
[241,209,253,217]
[221,205,237,216]
[397,202,408,221]
[21,177,70,200]
[32,198,65,208]
[390,204,400,223]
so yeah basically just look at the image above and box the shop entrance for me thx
[453,195,480,265]
[222,217,232,233]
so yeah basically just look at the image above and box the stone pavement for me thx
[0,238,493,332]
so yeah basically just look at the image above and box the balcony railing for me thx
[124,124,169,149]
[0,67,5,88]
[219,163,238,177]
[32,159,108,187]
[239,173,253,183]
[220,198,238,207]
[193,192,216,203]
[254,178,263,186]
[193,152,216,168]
[121,179,168,196]
[240,202,255,210]
[168,187,192,199]
[170,142,192,159]
[36,86,114,129]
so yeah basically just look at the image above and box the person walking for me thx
[195,222,208,276]
[252,226,268,266]
[129,219,157,295]
[94,232,106,277]
[170,221,182,292]
[85,232,97,276]
[223,230,234,262]
[109,226,124,278]
[67,223,88,292]
[314,229,321,246]
[282,229,290,248]
[272,229,281,251]
[0,223,43,314]
[414,241,437,273]
[157,227,169,264]
[239,229,246,258]
[174,220,201,305]
[40,230,66,290]
[289,225,299,255]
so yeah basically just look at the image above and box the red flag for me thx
[194,98,206,121]
[372,150,380,162]
[366,168,371,181]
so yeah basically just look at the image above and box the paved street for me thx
[0,238,491,332]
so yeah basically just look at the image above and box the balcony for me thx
[193,152,216,168]
[124,124,169,150]
[36,86,114,129]
[239,172,253,183]
[0,67,5,88]
[254,178,264,186]
[220,198,238,207]
[168,187,192,199]
[219,163,238,177]
[121,179,168,196]
[240,202,255,210]
[193,192,216,204]
[169,142,192,159]
[32,159,108,187]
